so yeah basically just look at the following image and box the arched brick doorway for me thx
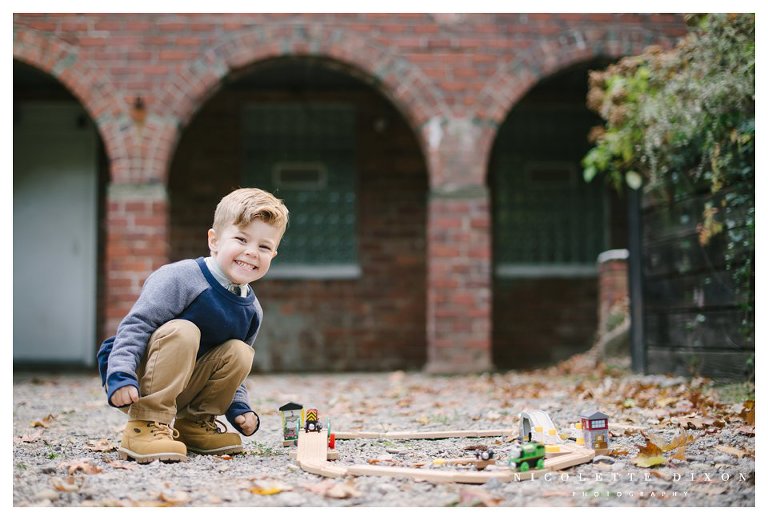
[489,58,628,369]
[13,60,109,366]
[168,57,429,372]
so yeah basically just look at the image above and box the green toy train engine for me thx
[507,441,546,472]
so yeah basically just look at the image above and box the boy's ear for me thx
[207,228,218,254]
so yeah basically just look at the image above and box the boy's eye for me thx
[259,245,273,252]
[235,237,246,243]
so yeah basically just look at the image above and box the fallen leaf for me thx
[655,396,678,407]
[671,446,687,461]
[62,459,103,475]
[305,479,360,499]
[19,430,44,443]
[740,400,755,425]
[695,485,727,495]
[458,488,502,507]
[158,490,191,505]
[649,469,673,481]
[736,426,755,437]
[107,460,135,470]
[609,447,630,457]
[51,476,81,492]
[632,436,667,467]
[633,454,667,468]
[663,429,695,452]
[636,435,664,457]
[326,481,361,499]
[715,446,750,458]
[87,438,115,452]
[249,479,293,495]
[31,414,56,428]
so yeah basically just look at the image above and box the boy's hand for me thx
[234,412,259,435]
[110,385,139,407]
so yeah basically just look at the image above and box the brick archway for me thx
[13,27,129,181]
[147,23,448,186]
[474,25,680,185]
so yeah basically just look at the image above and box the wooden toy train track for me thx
[295,428,595,484]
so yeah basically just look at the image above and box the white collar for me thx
[205,257,248,296]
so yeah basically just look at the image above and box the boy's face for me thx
[207,220,283,285]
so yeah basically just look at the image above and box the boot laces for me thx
[147,421,180,439]
[200,417,228,434]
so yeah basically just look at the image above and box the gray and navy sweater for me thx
[97,257,262,435]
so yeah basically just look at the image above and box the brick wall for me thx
[169,86,428,372]
[13,13,687,372]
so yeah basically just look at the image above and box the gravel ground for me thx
[12,368,756,507]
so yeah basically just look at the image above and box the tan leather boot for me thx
[174,416,243,455]
[118,420,187,463]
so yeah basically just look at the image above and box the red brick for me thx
[12,12,685,371]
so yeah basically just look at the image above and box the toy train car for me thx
[305,408,322,433]
[507,441,546,472]
[301,408,336,449]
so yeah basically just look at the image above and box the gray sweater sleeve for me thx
[106,260,207,384]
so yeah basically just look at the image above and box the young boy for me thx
[97,188,288,463]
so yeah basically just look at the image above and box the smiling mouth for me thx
[235,260,257,270]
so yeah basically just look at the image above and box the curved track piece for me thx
[295,428,594,484]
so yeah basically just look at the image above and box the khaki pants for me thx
[126,319,254,425]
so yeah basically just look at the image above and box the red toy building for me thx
[580,410,609,452]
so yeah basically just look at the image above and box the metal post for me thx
[627,187,646,374]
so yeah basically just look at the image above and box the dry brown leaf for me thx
[130,499,169,507]
[87,438,115,452]
[633,454,667,468]
[663,429,695,452]
[736,425,755,437]
[695,485,727,496]
[633,436,667,467]
[249,479,293,495]
[62,458,103,475]
[325,481,361,499]
[740,400,755,425]
[715,446,750,458]
[655,396,678,407]
[458,487,503,507]
[51,476,81,492]
[637,435,664,457]
[107,460,135,470]
[649,469,673,481]
[671,446,687,461]
[305,479,360,499]
[31,414,56,428]
[19,430,44,443]
[609,447,630,457]
[158,490,191,505]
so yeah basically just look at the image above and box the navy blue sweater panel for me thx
[185,257,260,357]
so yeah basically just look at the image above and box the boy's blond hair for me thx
[212,188,289,235]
